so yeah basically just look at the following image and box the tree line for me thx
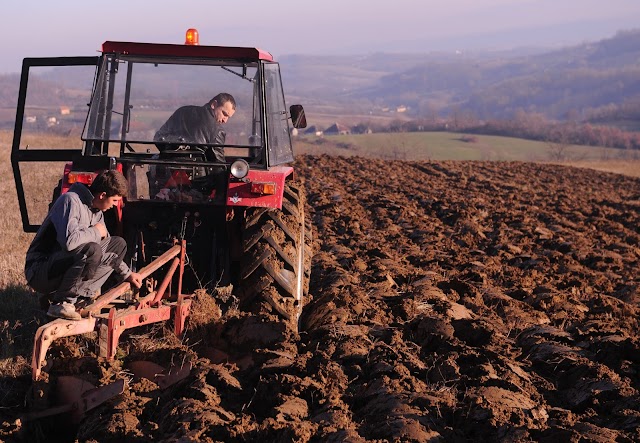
[360,111,640,152]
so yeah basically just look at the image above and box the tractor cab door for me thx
[11,57,99,232]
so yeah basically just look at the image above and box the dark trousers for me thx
[26,236,127,304]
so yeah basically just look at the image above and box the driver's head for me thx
[209,93,236,124]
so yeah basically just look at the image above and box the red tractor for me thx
[11,30,311,390]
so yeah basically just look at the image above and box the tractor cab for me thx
[12,29,307,232]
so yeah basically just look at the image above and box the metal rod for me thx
[177,239,186,298]
[152,257,180,305]
[83,244,181,316]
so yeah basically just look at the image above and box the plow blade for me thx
[23,377,125,423]
[128,360,192,389]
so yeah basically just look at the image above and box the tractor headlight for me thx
[230,159,250,179]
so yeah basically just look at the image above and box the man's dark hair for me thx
[90,170,128,198]
[209,93,236,110]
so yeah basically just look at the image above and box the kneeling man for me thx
[25,170,142,320]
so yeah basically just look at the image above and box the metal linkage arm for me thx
[31,242,187,381]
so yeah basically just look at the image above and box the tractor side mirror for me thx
[290,105,307,129]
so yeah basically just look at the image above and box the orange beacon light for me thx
[185,28,199,45]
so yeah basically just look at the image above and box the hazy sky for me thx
[1,0,639,73]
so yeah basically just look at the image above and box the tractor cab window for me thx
[264,63,294,166]
[82,55,263,163]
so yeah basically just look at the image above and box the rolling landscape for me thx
[284,29,640,130]
[0,25,639,442]
[1,29,640,133]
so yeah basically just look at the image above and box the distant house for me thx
[351,124,372,134]
[304,125,323,136]
[25,116,37,123]
[60,106,71,115]
[47,117,58,127]
[323,122,350,135]
[396,105,407,113]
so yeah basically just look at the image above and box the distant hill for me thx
[1,30,639,130]
[283,29,640,127]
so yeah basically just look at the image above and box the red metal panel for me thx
[101,41,273,61]
[226,166,293,209]
[105,306,173,359]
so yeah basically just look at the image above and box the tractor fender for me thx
[226,166,294,209]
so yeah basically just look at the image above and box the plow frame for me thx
[31,241,191,381]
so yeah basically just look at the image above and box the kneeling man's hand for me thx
[126,272,143,289]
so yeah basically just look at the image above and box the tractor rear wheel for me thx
[236,182,311,331]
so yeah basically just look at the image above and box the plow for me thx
[26,241,193,422]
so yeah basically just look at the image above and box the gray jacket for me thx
[25,183,131,278]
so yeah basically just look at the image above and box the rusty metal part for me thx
[81,243,182,317]
[22,377,125,422]
[174,290,190,338]
[128,360,192,389]
[31,318,98,380]
[31,241,190,381]
[128,361,165,381]
[157,362,191,389]
[152,257,180,305]
[101,304,175,359]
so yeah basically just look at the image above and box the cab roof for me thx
[102,41,274,62]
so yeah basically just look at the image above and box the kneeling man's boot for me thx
[47,302,82,321]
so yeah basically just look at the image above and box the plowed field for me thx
[3,155,640,442]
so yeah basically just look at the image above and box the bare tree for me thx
[546,127,571,161]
